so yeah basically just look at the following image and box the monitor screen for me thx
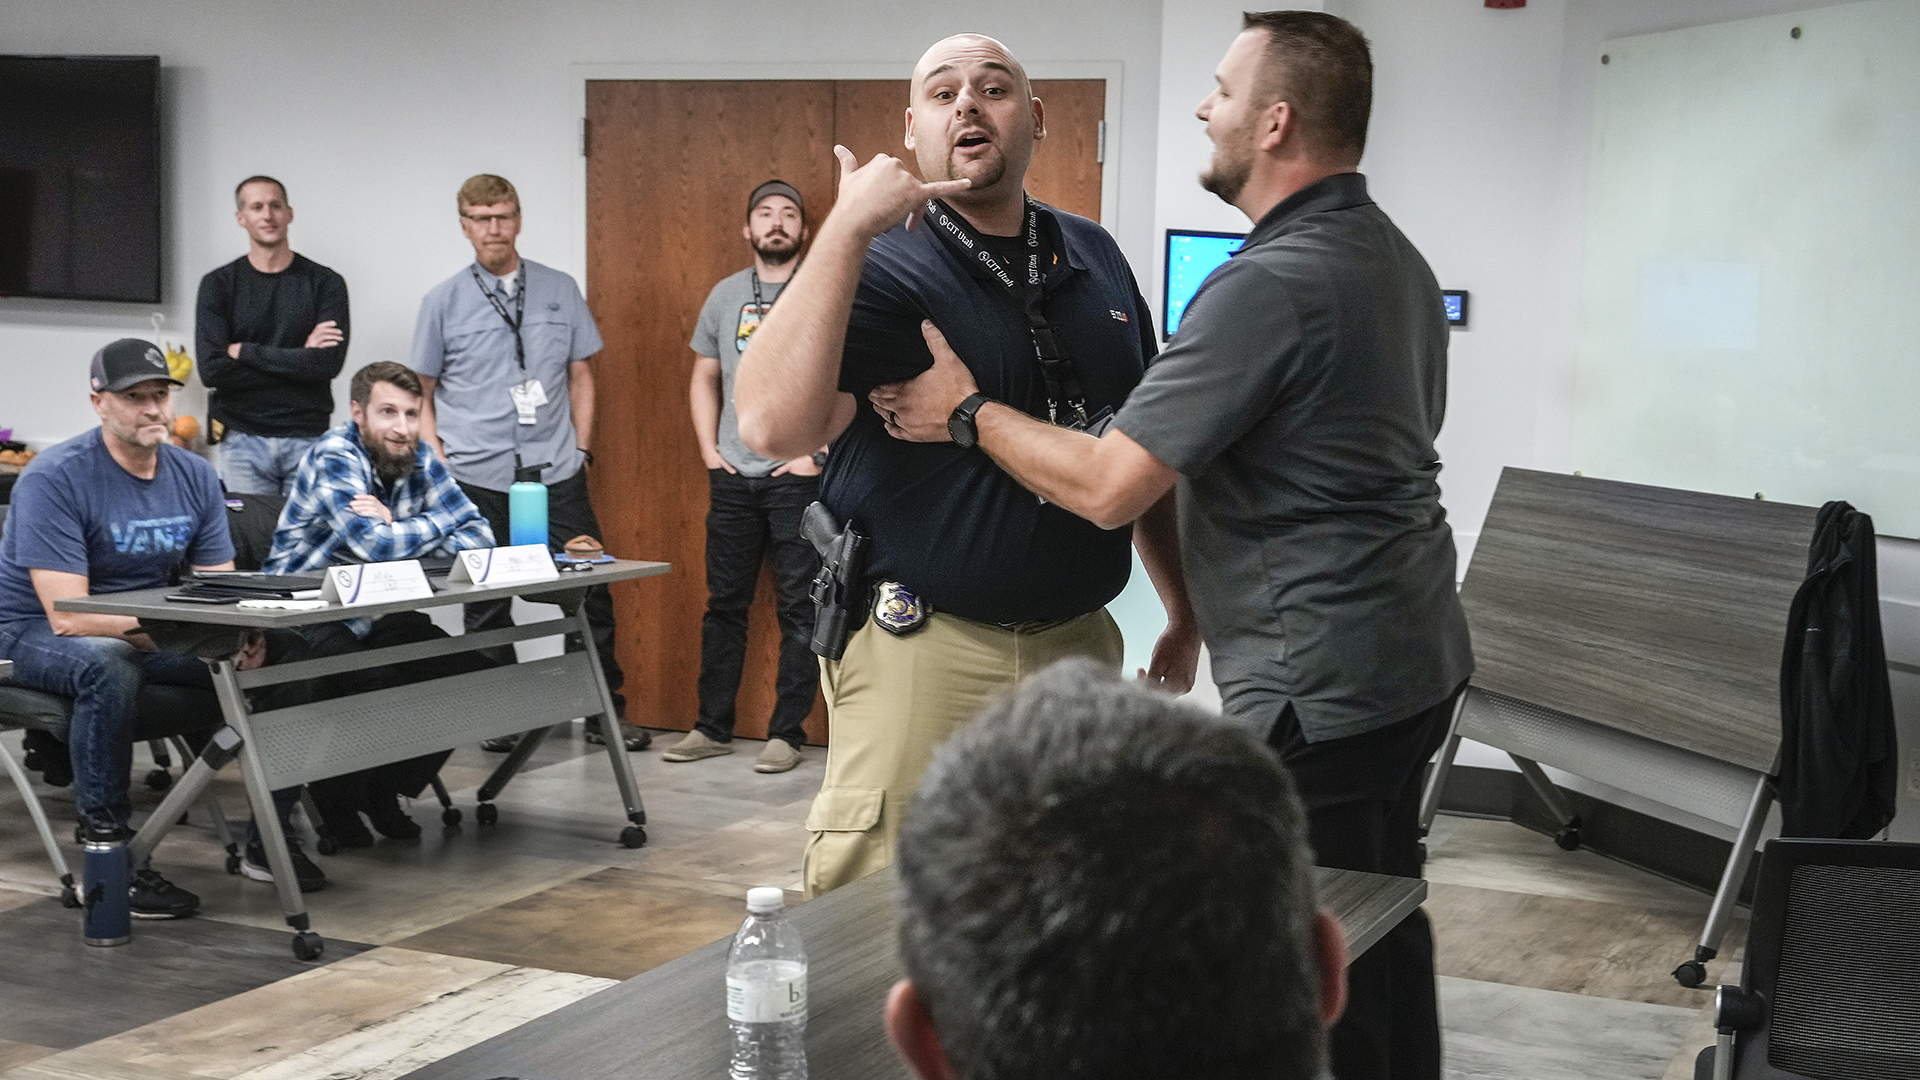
[1441,290,1469,328]
[1162,229,1244,339]
[0,56,162,303]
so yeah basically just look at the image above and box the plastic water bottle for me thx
[727,886,807,1080]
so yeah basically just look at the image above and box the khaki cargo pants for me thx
[801,607,1124,898]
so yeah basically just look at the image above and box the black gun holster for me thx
[800,501,870,662]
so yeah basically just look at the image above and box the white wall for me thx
[0,0,1164,447]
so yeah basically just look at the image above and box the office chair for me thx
[1695,837,1920,1080]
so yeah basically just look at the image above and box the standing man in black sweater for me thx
[196,176,351,496]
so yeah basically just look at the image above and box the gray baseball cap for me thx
[748,180,805,219]
[90,338,182,394]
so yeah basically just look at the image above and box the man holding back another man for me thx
[773,14,1471,1080]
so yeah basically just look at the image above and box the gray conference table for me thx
[56,559,669,960]
[402,863,1427,1080]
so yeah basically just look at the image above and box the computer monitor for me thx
[1441,290,1469,328]
[1162,229,1245,339]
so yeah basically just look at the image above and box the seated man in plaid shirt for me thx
[266,360,496,852]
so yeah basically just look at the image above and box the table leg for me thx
[476,722,557,825]
[572,604,648,848]
[209,658,323,960]
[129,727,242,870]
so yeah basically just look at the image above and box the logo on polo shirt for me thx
[1109,310,1129,323]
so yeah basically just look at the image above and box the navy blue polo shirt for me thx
[821,202,1157,624]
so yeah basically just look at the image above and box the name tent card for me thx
[450,545,561,587]
[320,561,434,607]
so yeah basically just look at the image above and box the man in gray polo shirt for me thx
[410,173,643,751]
[867,14,1469,1080]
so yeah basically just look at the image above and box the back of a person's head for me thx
[895,660,1326,1080]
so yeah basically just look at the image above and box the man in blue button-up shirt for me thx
[410,174,643,750]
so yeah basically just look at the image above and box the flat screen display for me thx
[0,56,162,303]
[1162,229,1244,339]
[1442,289,1469,327]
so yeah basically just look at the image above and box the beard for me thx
[753,232,800,266]
[1198,119,1257,205]
[363,434,418,488]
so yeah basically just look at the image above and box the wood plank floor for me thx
[0,724,1736,1079]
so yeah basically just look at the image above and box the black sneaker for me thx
[23,729,73,787]
[364,796,422,840]
[480,734,520,753]
[584,718,651,751]
[130,866,199,919]
[242,840,328,893]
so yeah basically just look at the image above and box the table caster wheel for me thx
[620,825,648,849]
[292,931,324,961]
[477,803,498,827]
[60,884,82,909]
[1672,960,1707,988]
[144,767,173,791]
[225,852,242,875]
[442,807,462,827]
[1554,825,1581,851]
[315,836,339,856]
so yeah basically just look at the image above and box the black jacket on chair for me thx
[1777,501,1898,838]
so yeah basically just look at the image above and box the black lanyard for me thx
[923,198,1090,428]
[750,270,773,316]
[470,265,527,373]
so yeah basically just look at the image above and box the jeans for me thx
[0,618,305,836]
[696,469,819,747]
[459,469,625,719]
[1268,687,1463,1080]
[218,431,319,496]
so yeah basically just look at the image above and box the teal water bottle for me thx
[509,458,550,548]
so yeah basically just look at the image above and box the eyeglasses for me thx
[461,211,520,228]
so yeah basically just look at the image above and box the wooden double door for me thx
[583,78,1104,743]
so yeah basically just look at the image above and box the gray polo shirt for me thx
[690,267,785,477]
[410,257,603,491]
[1114,173,1473,743]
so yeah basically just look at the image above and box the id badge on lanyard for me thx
[473,267,542,425]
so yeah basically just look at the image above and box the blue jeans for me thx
[218,432,318,496]
[0,618,300,837]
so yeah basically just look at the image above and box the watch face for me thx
[948,408,977,449]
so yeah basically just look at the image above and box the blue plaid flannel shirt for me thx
[265,423,494,634]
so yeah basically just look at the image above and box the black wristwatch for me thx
[948,392,993,450]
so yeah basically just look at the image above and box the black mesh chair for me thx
[1696,837,1920,1080]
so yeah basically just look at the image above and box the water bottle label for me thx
[726,973,807,1023]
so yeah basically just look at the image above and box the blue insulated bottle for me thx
[509,459,551,548]
[82,831,131,946]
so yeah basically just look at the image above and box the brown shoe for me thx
[662,730,734,762]
[754,739,802,774]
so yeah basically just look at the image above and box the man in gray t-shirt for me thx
[663,181,822,774]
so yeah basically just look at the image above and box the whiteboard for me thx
[1574,0,1920,535]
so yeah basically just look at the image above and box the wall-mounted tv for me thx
[0,56,162,303]
[1162,229,1243,339]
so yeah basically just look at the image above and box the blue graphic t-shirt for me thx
[0,428,233,622]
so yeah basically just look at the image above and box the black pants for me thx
[696,469,819,747]
[1269,685,1462,1080]
[459,470,626,720]
[300,612,491,815]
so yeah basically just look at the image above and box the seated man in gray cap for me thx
[0,339,323,914]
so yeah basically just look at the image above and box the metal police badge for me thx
[873,581,929,636]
